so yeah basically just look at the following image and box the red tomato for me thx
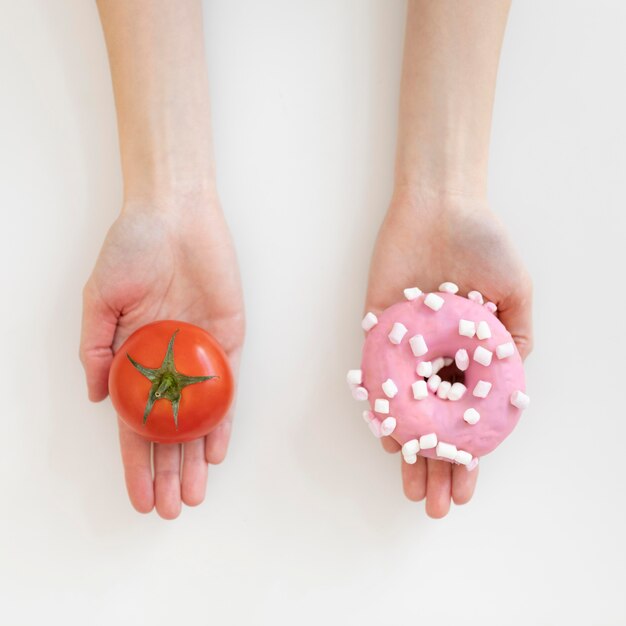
[109,320,234,443]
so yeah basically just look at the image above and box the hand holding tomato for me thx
[79,199,245,519]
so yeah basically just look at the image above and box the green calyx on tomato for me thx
[127,329,218,428]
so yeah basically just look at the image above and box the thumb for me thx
[497,280,534,361]
[362,292,402,454]
[79,280,119,402]
[363,288,392,330]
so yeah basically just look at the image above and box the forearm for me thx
[97,0,215,206]
[394,0,511,200]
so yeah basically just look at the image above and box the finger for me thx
[79,280,118,401]
[425,458,452,518]
[381,436,401,453]
[181,438,208,506]
[205,418,232,465]
[401,455,427,501]
[363,298,400,456]
[361,300,385,335]
[498,277,533,360]
[154,442,182,520]
[362,302,400,455]
[452,463,479,505]
[205,348,241,464]
[118,418,154,514]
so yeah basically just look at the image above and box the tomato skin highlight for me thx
[109,320,234,443]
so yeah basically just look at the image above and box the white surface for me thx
[1,1,625,624]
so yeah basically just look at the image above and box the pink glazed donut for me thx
[347,284,529,470]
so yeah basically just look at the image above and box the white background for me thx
[1,1,625,624]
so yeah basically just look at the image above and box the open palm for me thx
[366,193,532,517]
[80,199,244,518]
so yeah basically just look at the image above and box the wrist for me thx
[114,70,216,210]
[122,166,218,210]
[394,123,490,202]
[119,116,217,210]
[121,177,221,220]
[388,182,490,220]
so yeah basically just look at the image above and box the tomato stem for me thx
[154,376,173,398]
[127,330,218,429]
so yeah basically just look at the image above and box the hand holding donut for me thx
[361,0,529,517]
[362,196,533,517]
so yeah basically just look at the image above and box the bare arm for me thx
[81,1,245,519]
[366,0,531,518]
[395,0,511,198]
[96,0,215,205]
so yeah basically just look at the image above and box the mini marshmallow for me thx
[368,419,382,438]
[463,408,480,425]
[468,290,484,304]
[476,321,492,340]
[346,369,362,386]
[416,361,433,377]
[374,398,389,414]
[402,439,420,456]
[412,380,428,400]
[448,382,467,401]
[454,450,472,466]
[403,287,423,301]
[485,301,498,313]
[381,416,397,436]
[473,346,493,367]
[466,457,480,472]
[437,380,452,399]
[424,293,444,311]
[431,356,445,374]
[419,433,438,449]
[510,390,530,410]
[472,380,492,398]
[459,319,476,338]
[382,378,398,398]
[436,441,458,460]
[496,342,515,359]
[427,374,442,392]
[361,312,378,331]
[455,348,469,371]
[409,334,428,357]
[352,386,368,401]
[388,322,408,345]
[362,410,374,423]
[438,282,459,294]
[404,454,417,465]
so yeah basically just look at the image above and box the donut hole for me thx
[434,360,466,385]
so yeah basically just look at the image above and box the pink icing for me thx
[360,292,526,461]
